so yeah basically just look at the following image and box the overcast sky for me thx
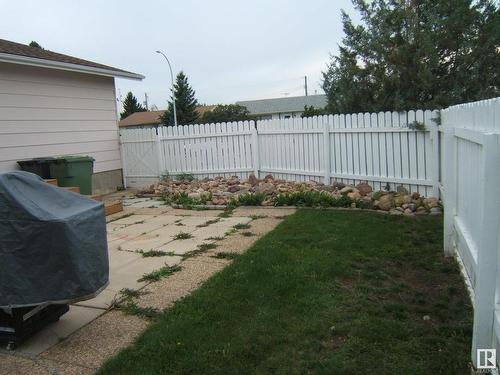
[1,0,357,110]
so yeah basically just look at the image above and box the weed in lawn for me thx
[138,265,182,282]
[173,232,193,240]
[212,252,240,260]
[233,223,251,230]
[241,231,255,237]
[137,250,169,258]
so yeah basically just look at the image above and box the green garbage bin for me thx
[48,156,94,195]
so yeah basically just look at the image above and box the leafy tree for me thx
[160,72,199,125]
[200,104,253,123]
[29,41,42,48]
[120,92,146,120]
[323,0,500,113]
[301,105,327,118]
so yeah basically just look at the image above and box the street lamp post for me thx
[155,50,177,126]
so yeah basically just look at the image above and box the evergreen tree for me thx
[160,72,199,125]
[29,41,43,48]
[200,104,253,123]
[301,105,327,118]
[120,92,146,120]
[323,0,500,113]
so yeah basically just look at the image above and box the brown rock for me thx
[263,174,274,182]
[348,191,361,200]
[339,185,353,194]
[424,197,439,209]
[227,185,240,193]
[248,173,258,186]
[356,182,373,196]
[377,194,394,211]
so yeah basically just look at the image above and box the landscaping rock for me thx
[397,185,409,195]
[356,182,373,196]
[377,194,394,211]
[227,185,240,193]
[248,173,258,186]
[347,191,361,200]
[140,174,440,215]
[264,174,274,182]
[424,197,439,209]
[389,209,403,215]
[339,185,353,194]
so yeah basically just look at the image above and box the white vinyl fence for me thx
[120,109,440,197]
[441,97,500,369]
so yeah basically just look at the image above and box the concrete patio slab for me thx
[118,226,182,251]
[107,255,182,292]
[17,306,104,356]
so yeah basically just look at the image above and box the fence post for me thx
[119,131,128,189]
[429,119,440,198]
[323,121,331,185]
[251,122,260,178]
[155,126,163,179]
[471,133,500,369]
[442,120,457,257]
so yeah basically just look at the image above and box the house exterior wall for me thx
[0,62,122,193]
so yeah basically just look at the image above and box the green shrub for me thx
[237,193,266,206]
[272,191,358,208]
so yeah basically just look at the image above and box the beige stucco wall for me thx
[0,62,122,178]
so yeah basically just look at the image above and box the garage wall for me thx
[0,62,122,176]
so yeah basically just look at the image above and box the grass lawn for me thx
[99,210,472,374]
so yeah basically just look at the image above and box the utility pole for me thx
[144,93,149,110]
[304,76,308,96]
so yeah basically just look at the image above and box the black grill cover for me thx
[0,171,109,308]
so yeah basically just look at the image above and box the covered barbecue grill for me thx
[0,171,109,348]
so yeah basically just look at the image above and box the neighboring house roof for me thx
[118,106,217,127]
[0,38,144,80]
[236,95,327,115]
[119,111,165,127]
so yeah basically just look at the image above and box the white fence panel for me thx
[441,97,500,369]
[120,110,440,196]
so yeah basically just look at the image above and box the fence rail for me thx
[120,109,440,196]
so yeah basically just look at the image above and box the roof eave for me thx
[0,52,145,80]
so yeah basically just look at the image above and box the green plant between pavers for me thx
[137,250,169,258]
[249,214,268,220]
[138,264,182,283]
[107,212,134,223]
[117,301,161,320]
[206,236,225,241]
[233,223,251,230]
[181,243,218,260]
[173,232,193,240]
[118,288,143,300]
[99,210,472,375]
[236,193,266,206]
[211,252,240,260]
[196,218,220,228]
[240,231,255,237]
